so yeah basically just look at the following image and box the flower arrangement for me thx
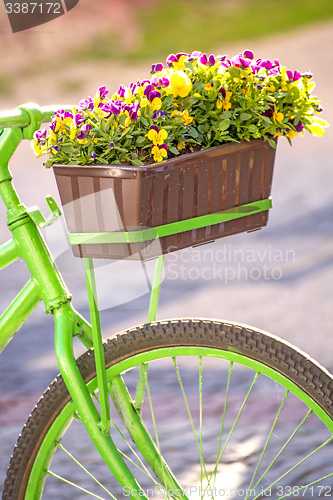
[33,50,328,167]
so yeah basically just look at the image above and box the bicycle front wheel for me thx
[3,319,333,500]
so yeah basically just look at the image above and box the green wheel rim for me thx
[26,346,333,499]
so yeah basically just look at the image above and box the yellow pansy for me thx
[169,71,192,98]
[69,124,76,141]
[286,130,298,139]
[204,83,214,92]
[273,107,284,124]
[32,140,42,155]
[172,55,187,71]
[181,110,194,125]
[150,97,162,111]
[152,145,167,162]
[222,91,233,111]
[50,129,57,141]
[147,127,168,146]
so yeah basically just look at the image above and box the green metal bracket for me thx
[67,198,273,245]
[147,255,165,323]
[17,103,43,140]
[29,195,62,228]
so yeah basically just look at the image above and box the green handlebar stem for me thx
[0,103,73,130]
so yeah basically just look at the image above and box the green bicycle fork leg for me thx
[53,303,148,500]
[111,375,189,500]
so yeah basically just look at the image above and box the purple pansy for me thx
[258,59,273,70]
[166,54,177,66]
[147,90,161,103]
[294,121,304,132]
[79,97,94,111]
[144,84,154,96]
[160,76,170,87]
[286,69,301,82]
[117,85,127,98]
[34,127,47,143]
[110,141,114,148]
[124,102,139,120]
[243,50,254,60]
[130,102,139,120]
[149,125,159,133]
[54,109,73,120]
[76,124,91,140]
[97,86,108,99]
[74,113,84,127]
[220,58,231,69]
[199,53,208,65]
[49,121,57,132]
[151,76,161,87]
[151,62,164,73]
[152,110,165,119]
[219,87,226,99]
[268,67,280,77]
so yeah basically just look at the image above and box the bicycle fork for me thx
[54,256,188,500]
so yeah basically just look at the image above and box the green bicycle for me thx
[0,104,332,500]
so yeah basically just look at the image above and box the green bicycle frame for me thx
[0,104,188,500]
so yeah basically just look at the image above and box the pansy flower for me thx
[169,71,192,98]
[147,125,168,146]
[152,144,168,162]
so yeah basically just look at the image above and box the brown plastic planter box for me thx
[53,139,276,260]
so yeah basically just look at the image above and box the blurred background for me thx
[0,0,333,493]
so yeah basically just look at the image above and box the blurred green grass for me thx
[78,0,333,63]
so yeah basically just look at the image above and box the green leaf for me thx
[268,139,277,149]
[248,124,258,133]
[228,66,241,79]
[169,146,180,155]
[261,115,272,125]
[219,120,230,131]
[136,136,146,145]
[220,111,232,119]
[187,127,199,138]
[140,116,149,127]
[240,112,252,121]
[100,120,107,133]
[131,158,144,166]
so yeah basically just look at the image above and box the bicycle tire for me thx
[3,319,333,500]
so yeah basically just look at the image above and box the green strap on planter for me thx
[67,198,272,246]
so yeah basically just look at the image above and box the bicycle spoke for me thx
[251,409,313,490]
[145,369,171,500]
[46,470,107,499]
[212,361,233,492]
[199,356,203,499]
[111,418,166,496]
[244,388,289,499]
[251,435,333,500]
[172,357,212,491]
[206,371,260,489]
[55,442,116,498]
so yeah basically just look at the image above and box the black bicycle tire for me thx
[3,318,333,499]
